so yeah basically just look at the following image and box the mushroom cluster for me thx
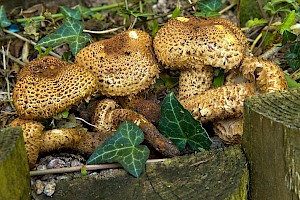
[11,16,288,168]
[153,16,287,144]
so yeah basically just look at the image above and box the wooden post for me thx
[243,88,300,199]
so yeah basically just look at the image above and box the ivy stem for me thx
[15,3,125,23]
[30,159,166,176]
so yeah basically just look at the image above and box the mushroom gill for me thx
[13,56,98,119]
[75,29,160,96]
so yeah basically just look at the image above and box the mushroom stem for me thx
[93,99,180,157]
[178,66,213,101]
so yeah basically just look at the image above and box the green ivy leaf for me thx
[151,19,159,38]
[158,93,212,152]
[247,18,268,28]
[36,17,91,56]
[87,121,150,177]
[284,42,300,70]
[282,30,297,45]
[276,10,296,34]
[0,6,11,28]
[195,0,222,17]
[60,6,81,20]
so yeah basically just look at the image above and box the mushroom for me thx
[93,99,180,157]
[75,29,160,96]
[10,118,110,168]
[153,16,253,123]
[153,16,248,71]
[13,56,98,119]
[10,118,44,168]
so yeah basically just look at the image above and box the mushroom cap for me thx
[13,56,98,119]
[181,83,255,123]
[153,16,248,70]
[240,56,288,93]
[75,29,160,96]
[10,118,44,168]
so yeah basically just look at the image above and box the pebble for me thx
[47,158,66,169]
[43,181,56,197]
[34,179,45,195]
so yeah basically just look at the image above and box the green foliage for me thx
[0,6,11,28]
[213,69,225,88]
[159,93,212,152]
[195,0,222,17]
[172,7,181,18]
[284,42,300,70]
[60,6,81,20]
[36,17,91,56]
[264,0,299,15]
[87,121,150,177]
[282,30,297,45]
[247,18,268,28]
[285,74,300,88]
[151,19,159,37]
[159,73,179,88]
[276,10,296,34]
[34,46,53,57]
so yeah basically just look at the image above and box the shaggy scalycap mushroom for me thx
[10,118,44,168]
[13,56,97,119]
[153,16,248,70]
[75,29,160,96]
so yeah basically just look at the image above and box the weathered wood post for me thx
[243,88,300,199]
[0,126,31,200]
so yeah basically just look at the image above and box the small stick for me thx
[75,117,99,129]
[30,158,166,176]
[83,27,124,34]
[3,30,61,59]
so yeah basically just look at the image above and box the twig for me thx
[30,158,166,176]
[83,27,124,34]
[256,0,268,20]
[16,3,125,23]
[3,30,61,59]
[1,47,11,103]
[250,32,262,52]
[190,157,212,167]
[75,117,99,129]
[6,53,26,66]
[219,2,237,14]
[259,46,283,59]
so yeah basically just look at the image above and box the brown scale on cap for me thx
[213,118,243,144]
[75,30,160,96]
[10,118,44,168]
[153,16,248,71]
[240,56,288,93]
[13,56,98,119]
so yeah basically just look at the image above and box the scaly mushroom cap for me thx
[75,29,160,96]
[240,56,288,93]
[10,118,44,168]
[182,83,255,123]
[13,56,98,119]
[178,65,213,100]
[153,16,248,70]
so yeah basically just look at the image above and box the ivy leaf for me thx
[87,121,150,177]
[282,30,297,45]
[276,10,296,34]
[60,6,81,20]
[158,93,212,152]
[0,6,11,28]
[36,17,91,56]
[284,42,300,70]
[195,0,222,17]
[247,18,267,28]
